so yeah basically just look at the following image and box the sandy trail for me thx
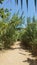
[0,41,37,65]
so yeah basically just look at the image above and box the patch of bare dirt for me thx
[0,41,37,65]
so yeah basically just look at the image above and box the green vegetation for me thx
[0,8,37,55]
[0,0,37,56]
[0,13,23,49]
[20,17,37,55]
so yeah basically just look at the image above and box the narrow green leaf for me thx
[15,0,18,5]
[21,0,23,9]
[26,0,28,11]
[34,0,36,11]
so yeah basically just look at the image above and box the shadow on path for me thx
[23,58,37,65]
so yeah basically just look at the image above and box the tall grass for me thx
[0,14,23,49]
[21,17,37,55]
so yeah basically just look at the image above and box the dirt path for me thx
[0,41,37,65]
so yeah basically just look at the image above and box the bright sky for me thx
[0,0,37,27]
[0,0,37,17]
[0,0,37,19]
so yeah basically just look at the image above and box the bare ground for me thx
[0,41,37,65]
